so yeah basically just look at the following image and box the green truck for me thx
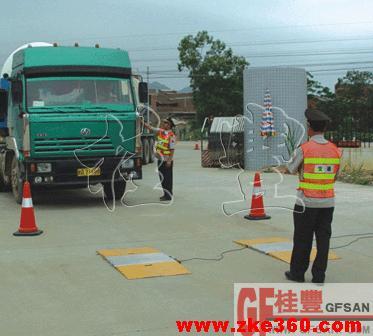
[0,45,149,203]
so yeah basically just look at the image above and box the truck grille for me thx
[34,136,115,155]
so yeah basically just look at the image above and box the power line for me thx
[1,21,373,54]
[141,60,373,76]
[1,22,373,59]
[134,51,373,80]
[244,49,373,59]
[259,60,373,68]
[129,35,373,53]
[1,35,373,66]
[311,66,373,73]
[149,62,373,76]
[143,65,373,80]
[40,20,373,43]
[310,67,373,77]
[132,49,373,63]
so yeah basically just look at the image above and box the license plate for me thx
[77,167,101,177]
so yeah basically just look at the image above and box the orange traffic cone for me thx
[244,172,271,220]
[194,143,200,150]
[13,181,43,236]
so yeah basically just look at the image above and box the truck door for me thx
[8,78,24,148]
[0,89,8,126]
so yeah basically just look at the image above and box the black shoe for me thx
[160,196,172,201]
[285,271,305,283]
[312,278,325,284]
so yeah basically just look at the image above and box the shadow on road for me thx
[32,187,103,209]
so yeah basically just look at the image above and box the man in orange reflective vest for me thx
[143,117,176,201]
[284,109,342,283]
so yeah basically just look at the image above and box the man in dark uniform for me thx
[284,109,342,283]
[143,117,176,201]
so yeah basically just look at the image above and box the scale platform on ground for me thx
[97,247,190,280]
[234,237,340,264]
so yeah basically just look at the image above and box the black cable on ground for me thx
[331,232,373,239]
[173,233,373,264]
[176,246,247,263]
[330,235,373,250]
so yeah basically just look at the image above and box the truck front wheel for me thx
[0,168,11,192]
[148,138,155,163]
[103,180,126,201]
[0,174,7,192]
[0,152,11,192]
[11,156,23,204]
[142,139,150,165]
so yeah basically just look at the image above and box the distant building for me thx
[149,90,196,139]
[149,90,196,119]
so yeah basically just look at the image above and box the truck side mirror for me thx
[11,80,23,105]
[138,82,148,104]
[0,89,8,119]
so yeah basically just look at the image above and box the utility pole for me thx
[146,66,150,123]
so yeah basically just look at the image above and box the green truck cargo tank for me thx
[0,45,149,203]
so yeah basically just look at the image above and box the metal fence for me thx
[325,112,373,148]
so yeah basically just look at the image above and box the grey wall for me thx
[243,67,307,171]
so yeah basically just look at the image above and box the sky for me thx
[1,0,373,90]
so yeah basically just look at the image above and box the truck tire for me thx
[103,180,126,201]
[0,174,6,192]
[0,165,10,192]
[0,151,11,192]
[142,139,150,165]
[0,174,10,192]
[148,138,155,163]
[11,156,23,204]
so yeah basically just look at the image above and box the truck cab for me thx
[0,45,148,203]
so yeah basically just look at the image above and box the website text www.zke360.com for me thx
[176,318,363,334]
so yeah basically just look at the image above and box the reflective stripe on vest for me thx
[156,130,174,156]
[298,140,342,198]
[299,182,335,190]
[304,158,340,164]
[303,173,336,180]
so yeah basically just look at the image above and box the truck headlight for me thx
[34,176,42,184]
[37,163,52,173]
[121,159,134,169]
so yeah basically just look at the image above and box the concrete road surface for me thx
[0,142,372,335]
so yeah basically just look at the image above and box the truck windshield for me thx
[26,77,133,109]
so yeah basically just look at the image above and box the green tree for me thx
[317,70,373,139]
[336,70,373,101]
[178,31,248,124]
[307,72,334,100]
[307,72,335,128]
[336,71,373,125]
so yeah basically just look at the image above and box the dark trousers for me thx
[290,204,334,281]
[158,160,173,199]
